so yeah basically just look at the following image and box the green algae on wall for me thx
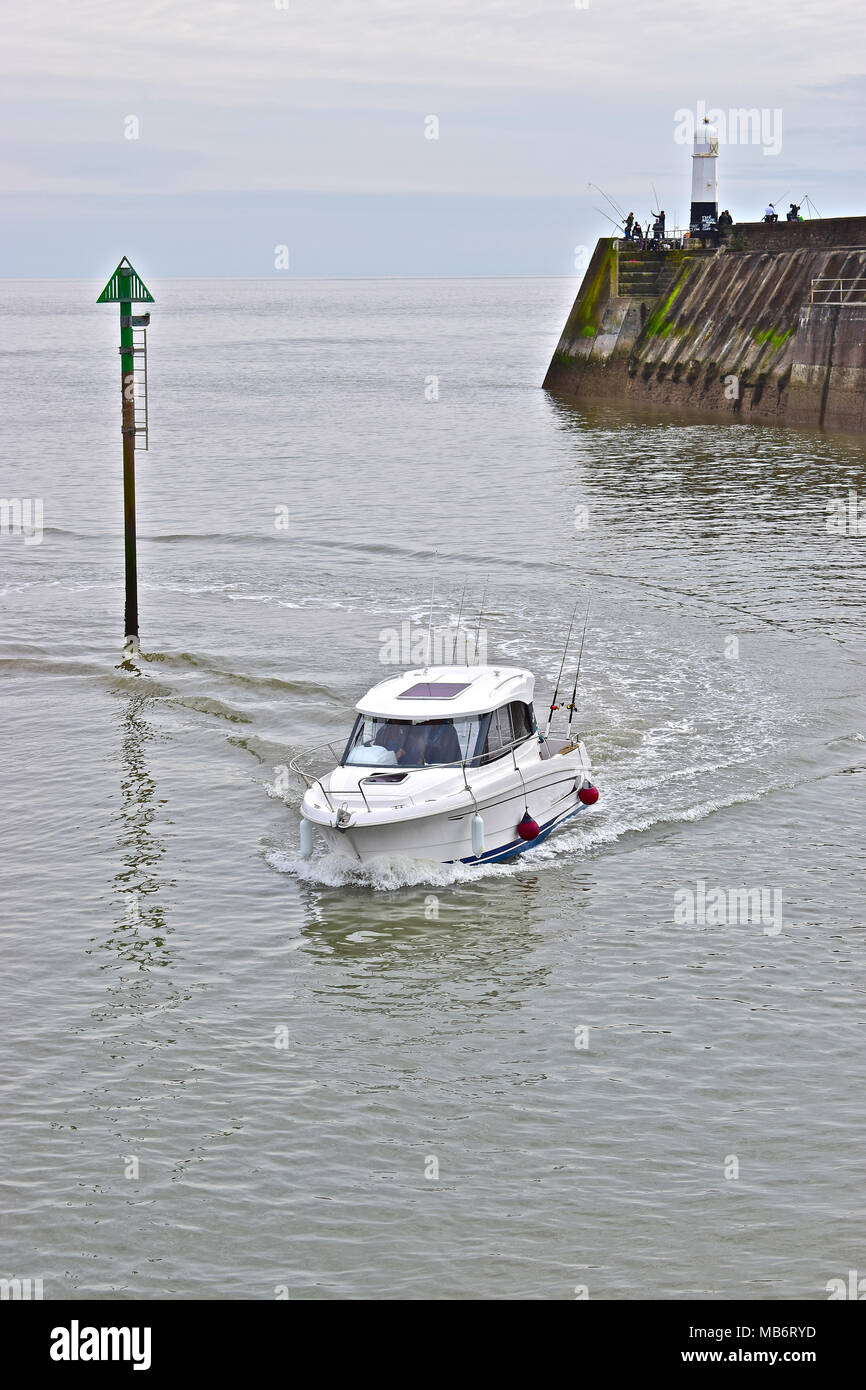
[644,276,687,339]
[752,327,793,349]
[565,241,617,342]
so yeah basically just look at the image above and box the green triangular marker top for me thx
[96,256,155,304]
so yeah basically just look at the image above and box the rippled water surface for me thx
[1,278,864,1299]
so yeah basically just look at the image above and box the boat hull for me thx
[303,749,592,865]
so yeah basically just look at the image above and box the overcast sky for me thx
[1,0,863,275]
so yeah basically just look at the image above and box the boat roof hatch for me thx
[356,666,535,719]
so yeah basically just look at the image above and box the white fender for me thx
[299,819,314,859]
[471,813,485,858]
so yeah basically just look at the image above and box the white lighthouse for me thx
[689,117,719,236]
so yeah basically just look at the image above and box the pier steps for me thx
[617,254,678,300]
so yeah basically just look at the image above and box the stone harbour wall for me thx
[543,219,866,432]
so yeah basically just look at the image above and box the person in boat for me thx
[375,721,407,757]
[425,719,463,766]
[399,725,429,767]
[763,203,778,222]
[786,202,801,221]
[718,209,734,228]
[623,212,634,240]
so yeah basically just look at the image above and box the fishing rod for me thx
[588,182,623,217]
[425,551,438,667]
[472,577,488,666]
[594,207,625,233]
[545,598,580,735]
[776,193,812,221]
[453,580,467,664]
[565,599,591,742]
[588,182,627,222]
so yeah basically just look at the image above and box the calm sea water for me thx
[1,277,864,1300]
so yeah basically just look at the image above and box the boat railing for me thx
[289,741,347,812]
[291,730,576,797]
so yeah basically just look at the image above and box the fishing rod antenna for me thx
[473,577,488,666]
[425,551,438,669]
[566,598,592,744]
[589,182,627,222]
[594,206,625,234]
[545,598,580,736]
[454,580,467,665]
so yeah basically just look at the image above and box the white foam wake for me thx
[264,777,783,890]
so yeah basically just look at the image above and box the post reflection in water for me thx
[106,679,172,974]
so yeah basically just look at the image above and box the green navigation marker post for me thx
[97,257,154,656]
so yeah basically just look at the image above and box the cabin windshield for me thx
[342,701,537,769]
[343,716,480,769]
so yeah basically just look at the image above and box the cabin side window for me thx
[492,706,512,755]
[509,701,535,742]
[478,706,511,764]
[476,703,536,765]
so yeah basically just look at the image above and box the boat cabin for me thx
[342,665,538,770]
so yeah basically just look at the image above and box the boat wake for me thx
[264,845,513,890]
[264,776,783,891]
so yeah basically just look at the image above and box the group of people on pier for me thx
[616,194,809,252]
[763,202,804,223]
[622,209,666,246]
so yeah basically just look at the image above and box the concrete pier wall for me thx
[725,216,866,253]
[543,217,866,431]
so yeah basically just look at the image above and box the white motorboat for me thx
[291,663,598,866]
